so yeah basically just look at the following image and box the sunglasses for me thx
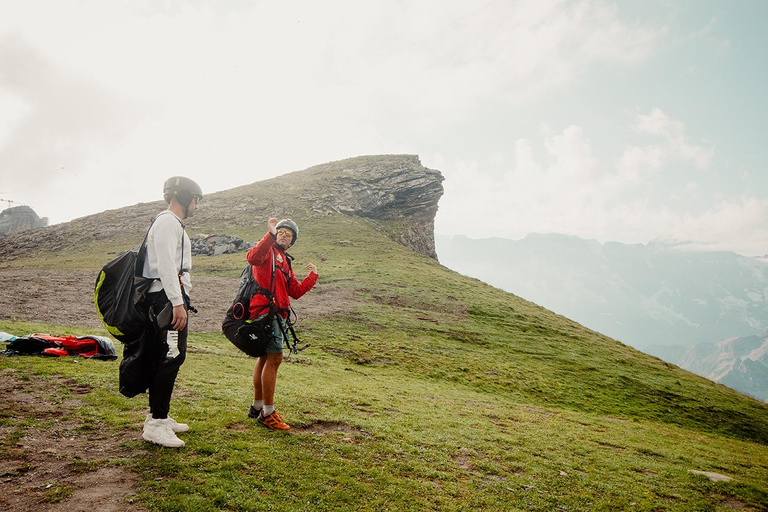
[276,228,294,238]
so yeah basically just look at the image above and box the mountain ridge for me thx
[0,154,444,262]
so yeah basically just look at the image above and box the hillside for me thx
[1,155,767,511]
[436,233,768,349]
[435,233,768,402]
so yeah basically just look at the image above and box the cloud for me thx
[617,146,664,182]
[619,197,768,256]
[632,108,714,169]
[433,109,764,256]
[0,34,148,196]
[0,2,390,220]
[0,0,751,256]
[364,0,664,122]
[678,197,768,251]
[616,108,714,186]
[434,123,609,238]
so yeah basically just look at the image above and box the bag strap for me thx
[136,212,188,298]
[179,230,185,279]
[268,247,293,318]
[135,217,159,277]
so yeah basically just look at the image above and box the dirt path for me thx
[0,268,358,334]
[0,368,145,511]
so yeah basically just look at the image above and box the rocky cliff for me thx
[0,205,47,237]
[0,155,444,261]
[298,155,444,259]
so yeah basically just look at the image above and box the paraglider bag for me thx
[222,265,272,357]
[228,316,270,358]
[94,249,153,342]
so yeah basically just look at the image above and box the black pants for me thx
[145,292,188,419]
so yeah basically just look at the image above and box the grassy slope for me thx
[2,181,768,510]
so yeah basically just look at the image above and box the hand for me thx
[305,262,317,274]
[171,304,188,331]
[268,217,278,235]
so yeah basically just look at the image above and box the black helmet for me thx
[163,176,203,206]
[275,219,298,245]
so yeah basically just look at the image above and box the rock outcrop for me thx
[300,155,444,259]
[0,206,47,237]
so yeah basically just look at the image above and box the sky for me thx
[1,0,766,256]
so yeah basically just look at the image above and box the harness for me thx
[247,246,308,356]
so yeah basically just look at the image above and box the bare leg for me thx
[260,352,283,406]
[253,356,266,401]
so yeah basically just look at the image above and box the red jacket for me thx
[247,232,318,319]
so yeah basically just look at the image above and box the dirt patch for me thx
[0,268,362,335]
[719,496,747,510]
[453,449,476,471]
[370,291,468,319]
[0,368,144,511]
[292,420,371,439]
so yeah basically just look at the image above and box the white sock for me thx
[252,399,263,410]
[263,404,275,416]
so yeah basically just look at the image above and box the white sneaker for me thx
[145,414,189,433]
[142,417,185,448]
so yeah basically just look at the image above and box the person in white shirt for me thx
[140,176,202,448]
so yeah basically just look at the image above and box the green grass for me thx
[2,324,767,511]
[2,182,768,510]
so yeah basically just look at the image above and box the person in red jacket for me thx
[246,217,318,430]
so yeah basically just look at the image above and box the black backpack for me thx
[94,234,154,343]
[94,213,184,343]
[221,265,272,357]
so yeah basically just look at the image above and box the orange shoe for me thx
[258,411,291,431]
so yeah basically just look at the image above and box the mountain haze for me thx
[1,155,767,510]
[436,233,768,350]
[435,233,768,401]
[675,332,768,402]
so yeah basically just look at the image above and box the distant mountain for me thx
[659,332,768,402]
[631,324,768,403]
[0,205,47,237]
[436,233,768,349]
[436,233,768,401]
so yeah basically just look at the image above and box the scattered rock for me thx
[190,234,253,256]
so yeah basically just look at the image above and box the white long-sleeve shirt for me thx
[142,210,192,307]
